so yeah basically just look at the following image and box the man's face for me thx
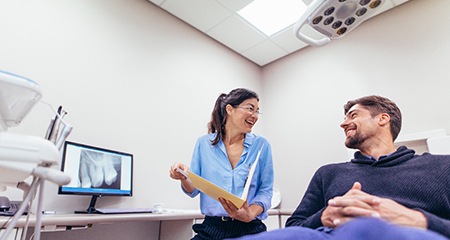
[340,104,380,149]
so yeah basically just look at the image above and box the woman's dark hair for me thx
[344,95,402,141]
[208,88,259,145]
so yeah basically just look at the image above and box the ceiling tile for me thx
[148,0,410,66]
[241,39,289,66]
[216,0,254,12]
[147,0,166,6]
[207,15,266,53]
[160,0,233,32]
[270,26,309,53]
[217,0,312,12]
[391,0,410,6]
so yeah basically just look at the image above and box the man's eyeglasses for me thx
[236,106,262,115]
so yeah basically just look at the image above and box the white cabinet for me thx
[427,135,450,154]
[347,129,447,158]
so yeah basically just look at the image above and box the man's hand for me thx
[321,182,427,229]
[369,197,427,228]
[321,182,378,227]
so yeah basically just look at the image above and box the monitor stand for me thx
[75,195,100,214]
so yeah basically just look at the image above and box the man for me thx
[230,95,449,239]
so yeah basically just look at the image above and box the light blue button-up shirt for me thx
[183,133,274,220]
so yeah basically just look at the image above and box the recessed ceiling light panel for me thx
[238,0,307,36]
[293,0,386,46]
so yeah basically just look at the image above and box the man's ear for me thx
[378,113,391,126]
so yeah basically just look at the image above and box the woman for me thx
[170,88,274,239]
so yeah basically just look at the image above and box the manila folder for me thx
[186,170,245,208]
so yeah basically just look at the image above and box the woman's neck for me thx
[223,130,245,146]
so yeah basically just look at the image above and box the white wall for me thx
[262,0,450,209]
[0,0,262,212]
[1,0,449,220]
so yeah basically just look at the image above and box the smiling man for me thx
[231,95,449,240]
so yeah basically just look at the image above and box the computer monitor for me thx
[58,141,133,213]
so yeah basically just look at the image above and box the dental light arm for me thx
[293,0,332,47]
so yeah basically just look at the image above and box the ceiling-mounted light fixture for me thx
[293,0,386,46]
[238,0,307,37]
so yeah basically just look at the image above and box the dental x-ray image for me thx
[78,149,122,189]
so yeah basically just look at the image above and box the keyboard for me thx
[0,201,28,216]
[95,208,153,214]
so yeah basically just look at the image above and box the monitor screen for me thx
[58,141,133,213]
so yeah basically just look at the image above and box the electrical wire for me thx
[39,101,69,126]
[0,178,40,240]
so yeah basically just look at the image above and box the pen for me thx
[176,168,188,179]
[42,210,56,215]
[243,164,251,186]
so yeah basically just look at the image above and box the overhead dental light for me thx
[293,0,386,46]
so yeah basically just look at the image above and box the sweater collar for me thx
[351,146,416,167]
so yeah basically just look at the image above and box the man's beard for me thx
[345,132,367,149]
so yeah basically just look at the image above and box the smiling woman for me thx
[169,88,275,240]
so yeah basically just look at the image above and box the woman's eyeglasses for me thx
[236,106,262,115]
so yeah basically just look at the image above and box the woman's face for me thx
[226,98,260,134]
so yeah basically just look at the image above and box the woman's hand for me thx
[169,163,189,180]
[218,198,263,223]
[169,163,194,193]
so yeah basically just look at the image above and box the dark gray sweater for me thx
[286,146,450,238]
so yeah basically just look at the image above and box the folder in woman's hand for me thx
[177,168,245,208]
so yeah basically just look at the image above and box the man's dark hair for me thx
[344,95,402,141]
